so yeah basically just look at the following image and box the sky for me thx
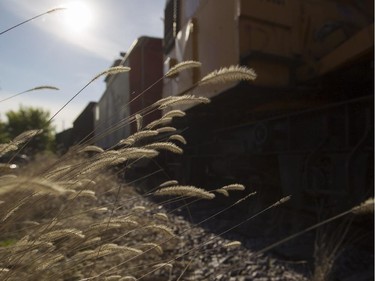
[0,0,165,133]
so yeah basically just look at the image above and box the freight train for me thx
[159,0,374,211]
[58,0,373,212]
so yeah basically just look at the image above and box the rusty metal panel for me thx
[72,102,97,145]
[128,37,163,133]
[163,0,240,105]
[239,17,294,58]
[240,0,297,27]
[318,23,374,76]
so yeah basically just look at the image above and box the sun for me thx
[62,2,93,33]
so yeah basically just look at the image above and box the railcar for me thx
[161,0,374,210]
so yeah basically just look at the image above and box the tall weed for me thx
[0,9,373,281]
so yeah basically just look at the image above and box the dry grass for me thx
[1,63,373,280]
[0,137,263,280]
[1,15,372,277]
[0,61,274,280]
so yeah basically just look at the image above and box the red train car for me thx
[95,36,163,148]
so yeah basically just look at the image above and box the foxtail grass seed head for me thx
[153,262,173,270]
[101,243,120,251]
[109,157,128,166]
[2,195,33,222]
[13,129,43,144]
[222,183,246,191]
[120,130,159,145]
[64,189,76,197]
[0,143,18,154]
[11,240,54,254]
[119,276,137,281]
[47,7,67,13]
[92,207,108,214]
[168,134,187,144]
[39,228,85,241]
[118,147,160,159]
[79,156,118,174]
[82,237,101,247]
[155,185,215,200]
[162,109,186,119]
[35,254,64,271]
[144,117,173,129]
[152,96,177,107]
[93,150,120,161]
[5,177,66,195]
[78,145,105,154]
[110,218,139,228]
[145,224,176,237]
[352,198,374,214]
[0,268,10,273]
[80,178,97,185]
[105,276,122,281]
[117,246,143,255]
[118,138,135,147]
[0,174,18,180]
[135,113,143,131]
[0,7,65,37]
[157,95,210,110]
[165,60,201,77]
[86,249,115,259]
[144,142,183,154]
[22,220,40,227]
[274,195,291,207]
[234,191,257,205]
[156,126,177,134]
[88,222,122,232]
[140,243,163,254]
[153,212,169,221]
[199,65,256,85]
[132,205,146,211]
[0,85,59,103]
[91,66,131,83]
[158,180,179,187]
[72,249,95,261]
[43,165,72,179]
[67,190,97,200]
[25,85,59,92]
[224,241,242,249]
[215,188,229,197]
[100,244,143,255]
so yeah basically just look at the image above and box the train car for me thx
[95,36,163,148]
[161,0,374,211]
[56,102,97,153]
[94,54,131,149]
[72,101,97,145]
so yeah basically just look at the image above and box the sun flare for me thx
[62,2,93,33]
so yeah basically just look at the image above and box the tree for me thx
[0,119,8,143]
[1,106,55,154]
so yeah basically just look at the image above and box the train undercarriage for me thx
[165,57,373,213]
